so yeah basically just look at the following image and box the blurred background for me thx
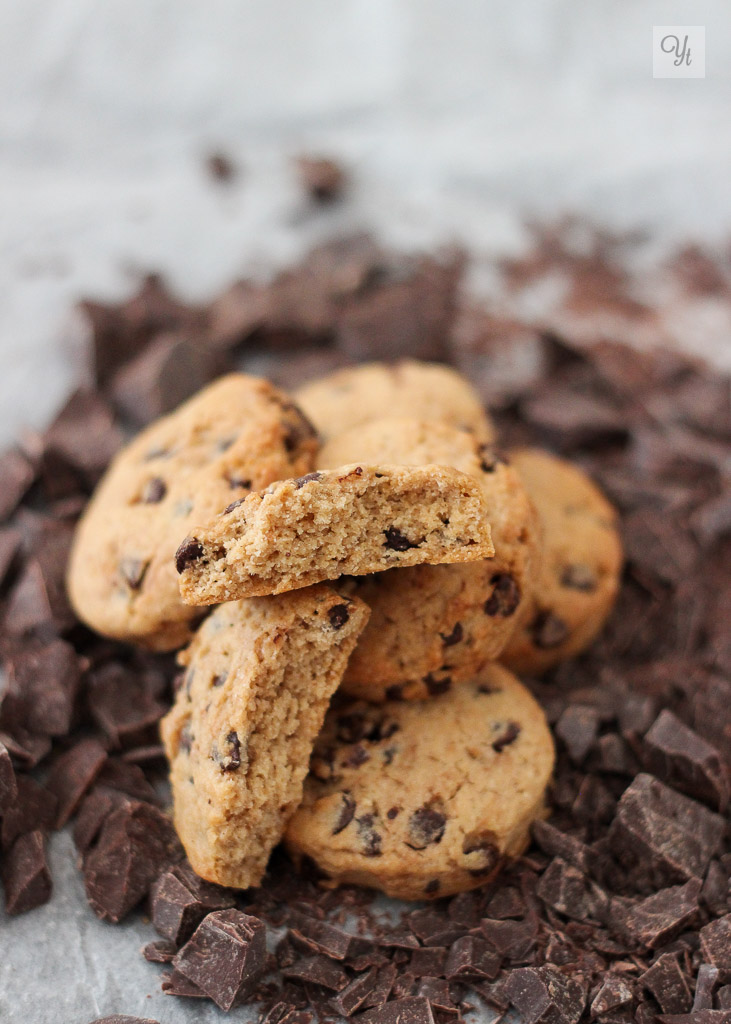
[1,0,730,440]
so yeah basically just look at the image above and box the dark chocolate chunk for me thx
[643,710,729,811]
[536,857,608,922]
[360,963,398,1009]
[693,965,720,1011]
[3,639,83,738]
[289,912,366,960]
[74,788,127,854]
[84,801,182,922]
[407,909,464,947]
[47,738,107,828]
[504,965,587,1024]
[384,526,418,551]
[2,830,52,915]
[1,774,58,848]
[639,952,692,1014]
[328,603,350,629]
[406,805,447,850]
[410,948,448,977]
[329,968,379,1017]
[151,864,235,946]
[530,611,570,648]
[332,792,356,834]
[590,976,633,1016]
[480,918,538,962]
[0,527,22,589]
[143,939,177,963]
[492,721,521,752]
[175,537,204,573]
[0,448,35,521]
[699,916,731,983]
[355,995,436,1024]
[440,622,464,646]
[608,879,701,950]
[0,739,17,814]
[484,573,521,616]
[161,969,207,998]
[444,936,501,980]
[283,955,349,991]
[555,705,600,764]
[87,662,167,750]
[608,774,725,890]
[172,909,267,1011]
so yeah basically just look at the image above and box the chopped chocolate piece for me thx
[0,448,35,521]
[522,390,628,452]
[161,969,207,998]
[480,918,538,962]
[172,909,267,1010]
[406,805,447,849]
[3,560,56,637]
[378,926,421,950]
[410,948,448,978]
[486,886,527,920]
[408,909,465,947]
[47,738,107,828]
[701,860,729,916]
[0,527,21,588]
[329,968,379,1016]
[555,705,600,765]
[360,963,398,1009]
[283,955,349,991]
[3,639,82,737]
[484,573,521,616]
[536,857,608,922]
[0,739,18,813]
[640,952,692,1014]
[693,965,721,1011]
[73,787,128,853]
[416,977,457,1013]
[296,156,346,202]
[590,975,633,1017]
[289,912,365,960]
[1,774,57,848]
[151,865,234,946]
[444,936,501,980]
[88,664,167,751]
[41,390,123,489]
[504,965,587,1024]
[2,830,52,915]
[608,774,725,891]
[700,916,731,983]
[643,710,729,811]
[609,879,701,950]
[531,821,590,872]
[355,995,436,1024]
[84,801,182,922]
[143,939,177,963]
[659,1013,731,1024]
[719,989,731,1011]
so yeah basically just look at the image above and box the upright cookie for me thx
[160,586,370,889]
[285,665,554,901]
[176,464,494,603]
[501,448,623,675]
[318,419,540,701]
[67,374,317,650]
[295,360,495,443]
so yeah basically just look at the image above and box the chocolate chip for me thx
[461,832,500,875]
[560,564,597,591]
[386,806,400,820]
[328,603,350,629]
[484,573,521,616]
[172,909,267,1011]
[211,673,227,688]
[2,830,52,915]
[175,537,204,573]
[119,557,150,590]
[384,526,418,551]
[216,731,243,772]
[140,476,167,503]
[356,813,382,857]
[295,471,322,488]
[530,610,570,648]
[223,497,246,514]
[492,721,521,752]
[179,722,193,754]
[423,673,452,696]
[344,744,370,768]
[406,805,446,850]
[440,622,463,646]
[332,792,356,835]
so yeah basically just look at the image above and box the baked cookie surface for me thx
[318,420,540,701]
[295,360,495,443]
[285,664,554,901]
[67,374,317,650]
[160,586,370,889]
[176,464,494,603]
[501,448,623,675]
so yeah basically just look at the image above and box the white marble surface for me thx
[1,0,731,442]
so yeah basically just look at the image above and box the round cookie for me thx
[295,360,495,443]
[500,448,623,676]
[318,419,540,701]
[67,374,317,650]
[285,664,555,901]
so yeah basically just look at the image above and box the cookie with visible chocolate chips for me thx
[176,463,494,603]
[160,585,370,889]
[501,448,623,675]
[67,374,317,650]
[317,419,540,701]
[295,360,496,443]
[285,665,554,901]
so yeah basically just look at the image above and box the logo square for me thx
[653,26,705,78]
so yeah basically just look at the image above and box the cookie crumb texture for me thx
[285,665,554,901]
[296,360,495,442]
[177,464,494,603]
[160,586,370,889]
[67,374,316,650]
[501,448,623,675]
[319,419,540,700]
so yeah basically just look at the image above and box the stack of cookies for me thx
[67,360,622,903]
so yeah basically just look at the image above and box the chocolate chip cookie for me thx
[176,464,495,603]
[67,374,317,650]
[160,585,370,889]
[296,360,495,442]
[501,448,623,675]
[318,419,540,701]
[285,664,554,901]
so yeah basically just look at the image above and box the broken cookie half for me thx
[175,464,495,603]
[160,585,370,889]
